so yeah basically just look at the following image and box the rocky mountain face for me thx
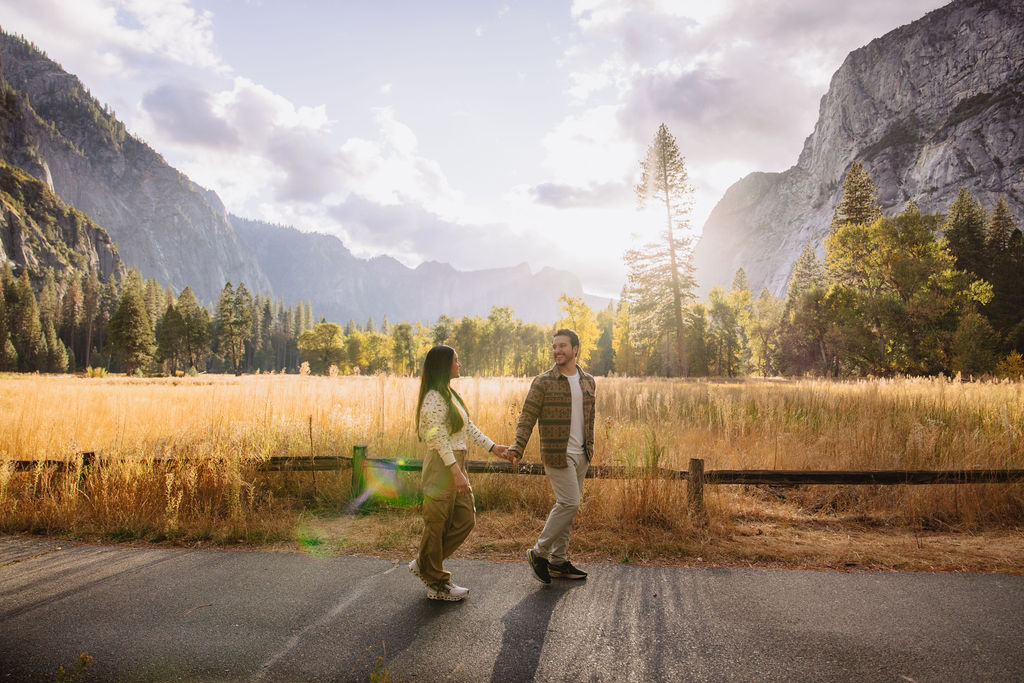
[232,216,608,323]
[0,32,270,302]
[0,160,125,283]
[693,0,1024,296]
[0,30,605,323]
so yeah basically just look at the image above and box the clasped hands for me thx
[491,444,522,465]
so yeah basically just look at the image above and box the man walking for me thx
[509,329,595,583]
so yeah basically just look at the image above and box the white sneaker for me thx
[408,558,426,583]
[426,581,469,602]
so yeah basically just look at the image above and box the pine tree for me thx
[59,277,83,366]
[43,319,69,372]
[987,195,1016,254]
[81,270,101,368]
[8,270,46,371]
[985,196,1024,347]
[217,282,253,374]
[156,303,186,374]
[591,304,616,376]
[144,278,166,333]
[943,188,988,279]
[786,243,824,301]
[731,268,750,293]
[175,286,209,371]
[831,162,882,232]
[108,284,154,375]
[37,270,59,330]
[627,123,697,376]
[0,267,17,370]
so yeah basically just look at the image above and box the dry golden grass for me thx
[1,372,1022,572]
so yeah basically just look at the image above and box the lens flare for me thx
[345,458,414,513]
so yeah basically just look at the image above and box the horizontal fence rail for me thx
[7,451,1024,485]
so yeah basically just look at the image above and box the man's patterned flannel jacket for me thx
[511,365,596,468]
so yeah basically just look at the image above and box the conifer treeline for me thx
[0,266,318,375]
[2,165,1021,379]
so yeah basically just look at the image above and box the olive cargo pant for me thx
[417,449,475,589]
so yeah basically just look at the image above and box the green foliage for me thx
[156,302,186,373]
[108,282,154,375]
[824,203,990,375]
[831,162,882,232]
[297,322,346,375]
[217,282,253,374]
[556,295,598,369]
[176,287,210,371]
[994,351,1024,379]
[943,188,988,279]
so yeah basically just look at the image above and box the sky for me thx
[1,0,948,298]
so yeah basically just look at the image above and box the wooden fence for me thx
[10,446,1024,520]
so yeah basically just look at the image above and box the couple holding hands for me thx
[409,329,596,601]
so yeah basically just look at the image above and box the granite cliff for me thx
[0,160,125,283]
[0,32,271,302]
[693,0,1024,296]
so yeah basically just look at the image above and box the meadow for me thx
[1,373,1022,572]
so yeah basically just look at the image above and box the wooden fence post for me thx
[80,451,95,485]
[688,457,706,524]
[351,445,367,498]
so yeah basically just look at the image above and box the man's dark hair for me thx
[553,328,580,350]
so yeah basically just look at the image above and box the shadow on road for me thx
[489,581,585,682]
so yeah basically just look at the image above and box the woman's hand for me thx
[451,464,472,496]
[492,444,509,461]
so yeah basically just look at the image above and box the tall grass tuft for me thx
[0,374,1021,544]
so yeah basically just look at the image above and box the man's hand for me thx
[507,446,522,465]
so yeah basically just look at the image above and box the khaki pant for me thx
[534,450,589,565]
[417,449,475,589]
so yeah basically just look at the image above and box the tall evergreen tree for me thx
[831,161,882,232]
[108,284,154,375]
[731,268,750,293]
[0,266,16,370]
[80,270,101,368]
[984,196,1024,348]
[59,277,83,364]
[627,123,697,376]
[217,282,253,374]
[591,303,616,376]
[156,303,186,373]
[176,287,210,371]
[43,319,69,372]
[8,270,45,371]
[943,188,988,279]
[786,243,824,301]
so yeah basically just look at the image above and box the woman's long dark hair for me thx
[416,345,468,436]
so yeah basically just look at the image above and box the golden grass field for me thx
[1,373,1022,573]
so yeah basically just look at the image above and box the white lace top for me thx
[418,389,495,466]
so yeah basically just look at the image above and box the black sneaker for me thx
[548,560,587,580]
[527,549,551,584]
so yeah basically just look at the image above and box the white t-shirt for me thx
[564,371,585,456]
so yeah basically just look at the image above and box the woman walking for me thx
[410,344,511,601]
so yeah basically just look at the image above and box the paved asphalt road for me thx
[1,536,1022,682]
